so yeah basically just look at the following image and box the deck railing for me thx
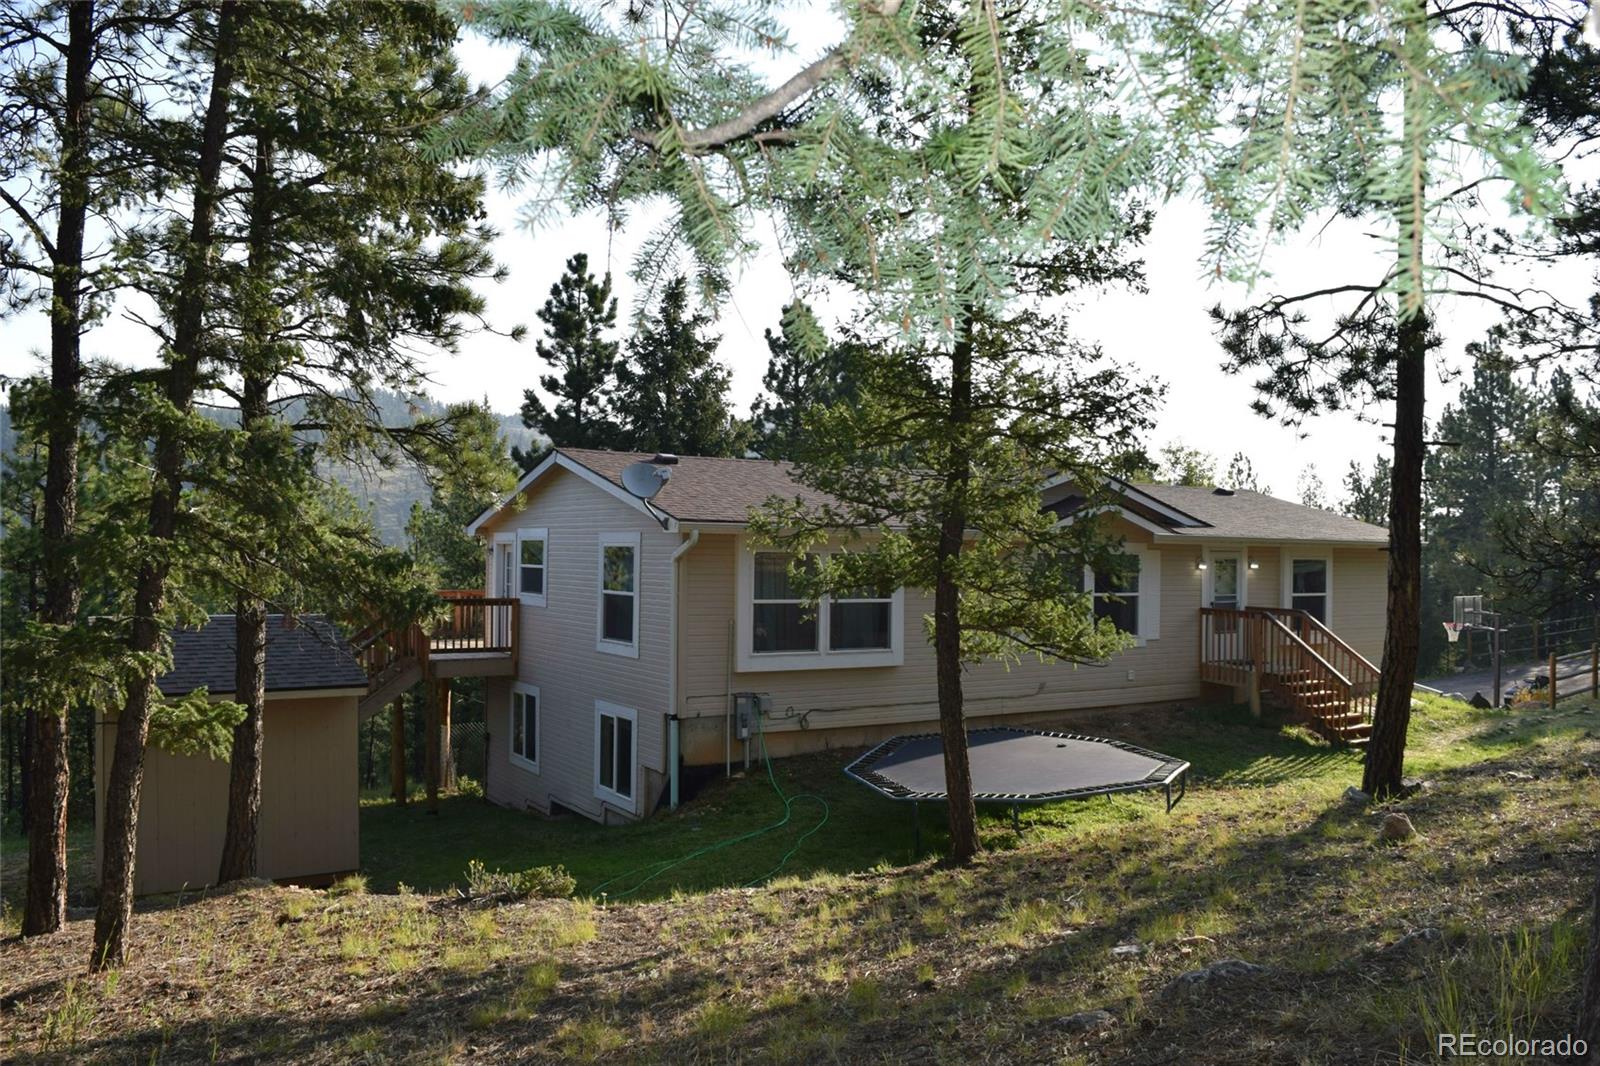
[1199,606,1379,737]
[354,590,518,690]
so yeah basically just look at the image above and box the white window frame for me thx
[492,531,516,599]
[593,700,638,814]
[508,682,540,774]
[516,527,548,607]
[734,538,904,672]
[596,531,641,657]
[1082,544,1161,646]
[1281,551,1333,624]
[750,550,821,655]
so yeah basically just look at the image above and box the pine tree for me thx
[613,276,746,457]
[750,301,859,461]
[1156,443,1218,487]
[1342,456,1391,525]
[1297,466,1329,509]
[515,253,622,468]
[1224,453,1270,494]
[0,0,178,938]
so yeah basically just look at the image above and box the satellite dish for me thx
[622,461,671,501]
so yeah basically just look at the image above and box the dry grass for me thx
[2,696,1596,1064]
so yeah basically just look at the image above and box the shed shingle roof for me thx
[157,615,367,697]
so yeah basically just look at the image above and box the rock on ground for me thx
[1057,1009,1118,1034]
[1161,959,1273,1003]
[1379,812,1417,842]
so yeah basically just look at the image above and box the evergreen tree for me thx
[750,301,859,461]
[1296,465,1329,509]
[613,276,747,457]
[514,253,622,469]
[1342,456,1392,526]
[409,404,518,588]
[1156,443,1218,487]
[1224,452,1270,494]
[0,0,179,938]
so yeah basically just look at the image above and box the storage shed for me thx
[94,615,367,895]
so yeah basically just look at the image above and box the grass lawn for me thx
[360,702,1368,901]
[3,693,1596,1064]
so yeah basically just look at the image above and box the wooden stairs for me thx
[353,591,519,719]
[1200,606,1379,746]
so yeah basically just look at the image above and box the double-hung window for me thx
[517,529,547,606]
[1290,558,1329,622]
[594,701,636,812]
[1082,547,1160,644]
[752,552,818,653]
[1089,553,1141,634]
[829,579,893,651]
[509,683,539,772]
[597,532,640,656]
[738,544,903,671]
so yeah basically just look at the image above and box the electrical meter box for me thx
[732,692,771,739]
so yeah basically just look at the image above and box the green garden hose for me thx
[589,711,830,900]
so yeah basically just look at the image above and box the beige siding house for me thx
[469,449,1391,823]
[95,615,366,895]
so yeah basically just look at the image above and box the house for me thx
[95,615,368,895]
[455,448,1391,825]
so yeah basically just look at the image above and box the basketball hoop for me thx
[1443,622,1465,643]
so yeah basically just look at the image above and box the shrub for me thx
[464,860,576,901]
[453,776,485,799]
[327,873,368,897]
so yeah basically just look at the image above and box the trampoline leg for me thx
[1011,804,1020,835]
[912,801,921,857]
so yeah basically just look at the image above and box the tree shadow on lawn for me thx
[359,704,1356,904]
[11,742,1592,1066]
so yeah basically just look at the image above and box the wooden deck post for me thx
[390,696,407,804]
[1591,642,1597,699]
[424,681,441,813]
[1247,612,1263,718]
[1549,652,1558,709]
[439,681,454,791]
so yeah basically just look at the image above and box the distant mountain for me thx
[0,390,533,548]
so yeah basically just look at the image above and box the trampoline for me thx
[845,727,1190,851]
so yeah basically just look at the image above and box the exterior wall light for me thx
[1248,560,1260,570]
[1195,560,1208,571]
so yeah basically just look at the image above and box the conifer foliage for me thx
[515,253,623,467]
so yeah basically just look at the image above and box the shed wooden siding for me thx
[480,466,675,821]
[675,522,1211,760]
[94,694,359,896]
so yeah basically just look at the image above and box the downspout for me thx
[667,529,699,811]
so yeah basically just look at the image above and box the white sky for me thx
[2,13,1592,505]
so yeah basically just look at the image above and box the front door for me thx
[1210,553,1241,611]
[496,542,516,645]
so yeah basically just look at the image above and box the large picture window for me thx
[597,533,639,655]
[509,683,539,772]
[752,552,818,653]
[594,701,636,811]
[518,529,547,605]
[1291,558,1329,622]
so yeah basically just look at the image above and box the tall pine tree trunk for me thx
[935,325,980,864]
[92,0,242,971]
[1362,0,1428,800]
[24,0,94,938]
[218,130,275,885]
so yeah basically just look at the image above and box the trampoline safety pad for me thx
[845,727,1190,811]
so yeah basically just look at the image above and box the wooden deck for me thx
[356,591,517,717]
[1200,607,1379,745]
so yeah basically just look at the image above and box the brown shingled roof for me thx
[1129,483,1389,544]
[555,448,825,523]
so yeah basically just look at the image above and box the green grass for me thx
[357,701,1373,901]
